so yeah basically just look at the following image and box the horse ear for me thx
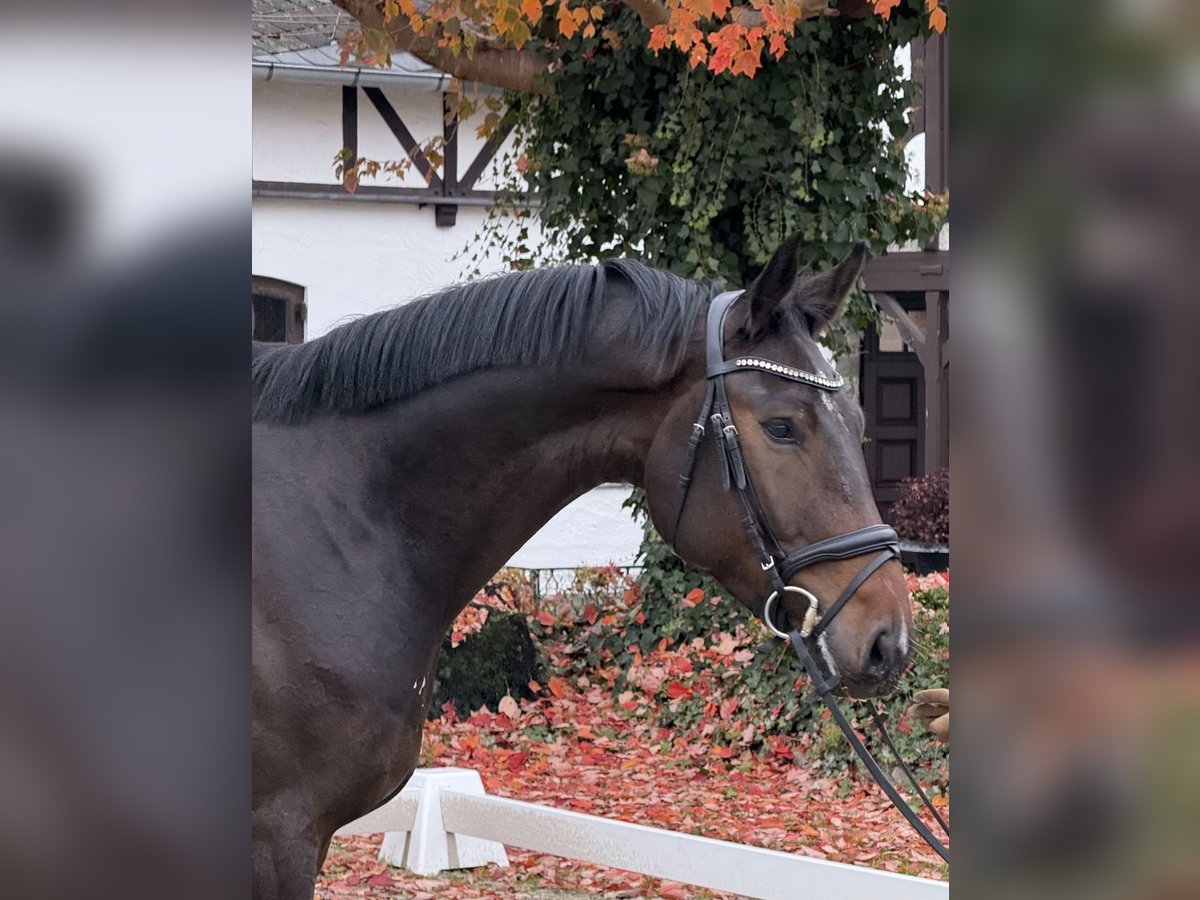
[796,242,868,334]
[741,234,804,338]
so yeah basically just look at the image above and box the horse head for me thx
[644,238,912,698]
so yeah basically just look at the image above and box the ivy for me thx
[465,0,947,350]
[519,565,950,779]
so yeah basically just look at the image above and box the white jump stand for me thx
[380,767,510,875]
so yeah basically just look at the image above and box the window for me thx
[252,276,306,343]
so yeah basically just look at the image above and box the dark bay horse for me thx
[251,237,912,898]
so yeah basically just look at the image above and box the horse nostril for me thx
[867,624,899,672]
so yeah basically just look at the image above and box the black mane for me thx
[252,258,711,423]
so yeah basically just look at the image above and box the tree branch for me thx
[333,0,550,93]
[732,0,873,28]
[620,0,670,29]
[330,0,877,93]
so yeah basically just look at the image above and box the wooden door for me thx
[861,317,926,520]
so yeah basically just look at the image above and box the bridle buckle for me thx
[761,585,820,640]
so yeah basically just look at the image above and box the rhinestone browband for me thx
[729,357,844,390]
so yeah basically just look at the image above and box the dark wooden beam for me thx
[441,94,459,195]
[924,290,949,472]
[864,250,949,293]
[923,34,948,197]
[341,86,357,169]
[362,87,443,189]
[251,180,521,207]
[460,120,515,192]
[873,292,927,358]
[438,94,459,227]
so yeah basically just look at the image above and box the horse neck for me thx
[340,361,675,621]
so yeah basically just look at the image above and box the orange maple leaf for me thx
[731,47,761,77]
[647,24,671,53]
[521,0,543,24]
[706,23,742,74]
[556,2,580,39]
[873,0,902,20]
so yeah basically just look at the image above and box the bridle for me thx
[665,289,950,862]
[666,290,900,651]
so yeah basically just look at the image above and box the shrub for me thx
[890,467,949,545]
[431,573,541,718]
[519,551,949,780]
[443,538,950,784]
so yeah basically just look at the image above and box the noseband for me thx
[665,290,949,861]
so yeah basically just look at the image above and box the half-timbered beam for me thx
[873,292,927,359]
[363,87,443,189]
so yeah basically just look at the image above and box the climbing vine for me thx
[467,0,946,349]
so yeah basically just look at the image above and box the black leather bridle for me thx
[665,290,950,862]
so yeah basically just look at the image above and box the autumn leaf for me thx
[647,24,671,53]
[556,2,581,39]
[873,0,902,20]
[664,681,692,700]
[498,694,520,719]
[928,4,947,33]
[521,0,543,25]
[682,587,705,608]
[731,46,761,78]
[548,675,568,699]
[713,632,738,655]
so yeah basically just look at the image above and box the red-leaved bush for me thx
[890,467,949,545]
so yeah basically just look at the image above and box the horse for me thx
[251,236,913,899]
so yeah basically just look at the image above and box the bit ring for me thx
[762,586,821,639]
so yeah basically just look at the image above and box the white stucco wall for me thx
[252,198,497,335]
[506,484,645,569]
[252,77,645,569]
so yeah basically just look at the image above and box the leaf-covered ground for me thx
[316,576,950,898]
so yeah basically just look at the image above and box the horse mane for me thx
[251,258,711,424]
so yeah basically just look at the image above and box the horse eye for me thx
[763,419,796,442]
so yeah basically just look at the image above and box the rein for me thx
[666,290,950,863]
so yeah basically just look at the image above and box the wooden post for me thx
[924,290,949,472]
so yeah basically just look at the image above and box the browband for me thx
[704,291,844,391]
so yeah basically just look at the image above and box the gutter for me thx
[252,60,449,92]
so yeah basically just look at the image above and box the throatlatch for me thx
[666,289,949,863]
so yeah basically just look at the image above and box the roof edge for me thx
[253,60,450,91]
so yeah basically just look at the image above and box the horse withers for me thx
[251,236,911,898]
